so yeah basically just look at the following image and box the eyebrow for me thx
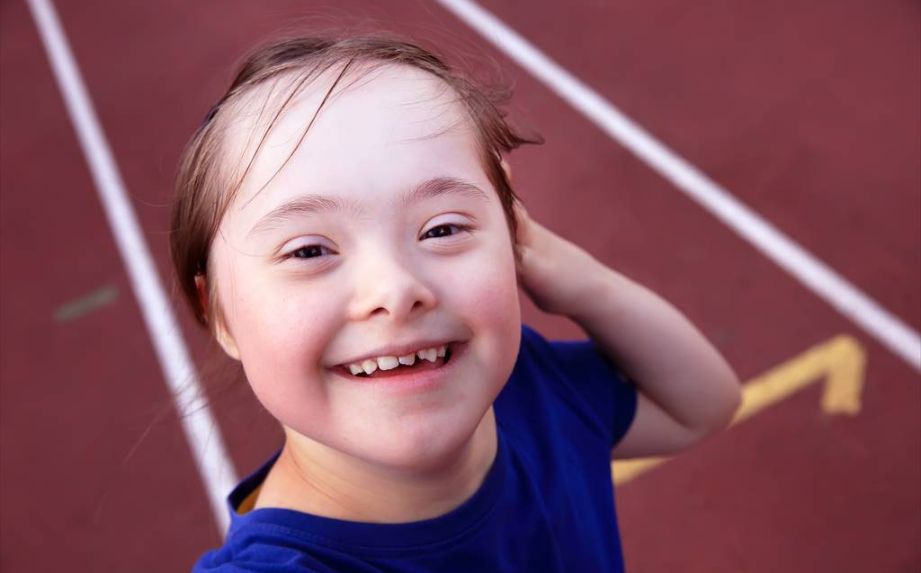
[248,176,490,236]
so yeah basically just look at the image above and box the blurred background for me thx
[1,0,919,571]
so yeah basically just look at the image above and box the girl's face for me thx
[209,65,521,471]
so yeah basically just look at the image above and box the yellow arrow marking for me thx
[612,334,866,485]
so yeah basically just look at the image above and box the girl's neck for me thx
[254,408,498,523]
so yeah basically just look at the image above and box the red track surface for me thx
[1,1,918,571]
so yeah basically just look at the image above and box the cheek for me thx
[456,235,520,315]
[237,289,340,361]
[232,288,346,433]
[444,236,521,366]
[222,270,341,398]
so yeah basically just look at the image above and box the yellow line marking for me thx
[612,334,867,485]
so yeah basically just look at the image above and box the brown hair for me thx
[170,34,542,330]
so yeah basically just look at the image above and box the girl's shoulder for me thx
[502,323,638,449]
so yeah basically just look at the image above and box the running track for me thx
[1,1,918,571]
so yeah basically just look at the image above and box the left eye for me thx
[421,224,469,240]
[287,245,333,259]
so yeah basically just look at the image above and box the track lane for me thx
[1,1,220,571]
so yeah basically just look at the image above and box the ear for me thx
[195,274,240,361]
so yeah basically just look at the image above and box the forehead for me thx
[221,63,484,219]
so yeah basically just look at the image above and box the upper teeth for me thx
[346,345,448,375]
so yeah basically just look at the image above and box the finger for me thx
[513,204,531,245]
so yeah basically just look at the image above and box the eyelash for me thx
[421,223,471,241]
[286,245,332,260]
[283,223,472,261]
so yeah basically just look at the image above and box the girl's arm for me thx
[513,202,742,459]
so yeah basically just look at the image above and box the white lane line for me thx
[437,0,921,374]
[26,0,238,533]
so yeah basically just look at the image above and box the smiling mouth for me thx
[334,343,457,380]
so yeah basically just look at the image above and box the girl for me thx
[174,35,741,572]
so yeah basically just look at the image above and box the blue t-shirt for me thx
[194,324,638,572]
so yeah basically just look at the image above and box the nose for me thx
[347,253,437,323]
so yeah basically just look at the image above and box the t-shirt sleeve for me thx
[523,325,638,449]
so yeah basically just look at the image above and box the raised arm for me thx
[513,201,742,459]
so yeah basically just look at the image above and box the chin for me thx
[364,409,488,473]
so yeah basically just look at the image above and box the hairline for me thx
[214,61,481,222]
